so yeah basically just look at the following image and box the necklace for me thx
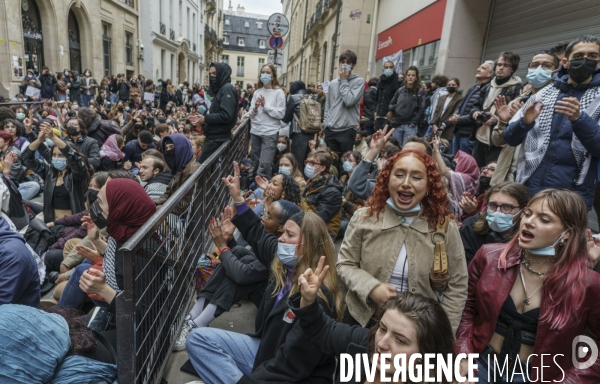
[521,250,554,264]
[519,266,543,312]
[520,252,549,276]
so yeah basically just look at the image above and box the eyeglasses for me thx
[482,166,496,173]
[528,62,556,71]
[304,160,321,166]
[488,202,519,214]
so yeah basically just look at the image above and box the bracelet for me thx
[362,159,374,164]
[219,247,231,254]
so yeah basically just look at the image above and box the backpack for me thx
[24,219,57,256]
[294,96,323,134]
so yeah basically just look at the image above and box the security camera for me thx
[140,44,144,51]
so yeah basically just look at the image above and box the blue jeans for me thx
[18,181,40,200]
[186,327,260,384]
[56,94,67,102]
[109,93,119,104]
[393,124,417,146]
[58,260,107,308]
[452,134,474,156]
[81,94,94,107]
[475,346,529,383]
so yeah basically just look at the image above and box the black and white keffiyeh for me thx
[515,85,600,185]
[104,237,121,293]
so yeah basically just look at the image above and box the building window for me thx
[238,37,244,46]
[125,32,133,66]
[225,19,230,25]
[259,39,265,49]
[223,36,229,45]
[171,54,175,81]
[408,40,440,81]
[244,21,249,28]
[236,80,244,87]
[102,24,111,76]
[161,49,165,79]
[237,56,244,77]
[256,22,263,29]
[222,55,229,64]
[258,58,265,75]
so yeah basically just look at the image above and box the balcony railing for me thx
[207,0,216,9]
[316,0,323,19]
[193,43,197,52]
[126,44,133,65]
[217,39,223,48]
[218,10,222,20]
[160,22,166,35]
[170,29,175,40]
[117,0,135,8]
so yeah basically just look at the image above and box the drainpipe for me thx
[480,0,496,62]
[136,0,143,75]
[330,0,341,80]
[366,0,379,79]
[299,0,309,80]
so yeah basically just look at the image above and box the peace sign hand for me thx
[299,256,330,307]
[222,161,243,203]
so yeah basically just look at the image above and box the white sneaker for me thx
[173,322,193,351]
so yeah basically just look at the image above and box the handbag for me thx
[430,216,450,293]
[244,190,261,209]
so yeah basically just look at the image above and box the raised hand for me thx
[2,151,17,174]
[308,134,317,151]
[208,217,228,250]
[494,95,514,123]
[459,192,479,215]
[75,242,103,264]
[370,124,395,151]
[220,211,236,242]
[222,161,243,203]
[523,100,544,125]
[81,214,100,241]
[255,175,269,191]
[586,229,600,269]
[299,256,329,307]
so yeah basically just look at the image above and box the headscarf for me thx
[449,150,480,217]
[162,133,193,175]
[289,80,306,95]
[100,134,125,161]
[105,179,156,243]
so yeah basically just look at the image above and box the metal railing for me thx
[115,120,251,384]
[160,22,166,35]
[170,29,175,40]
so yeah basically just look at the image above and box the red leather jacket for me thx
[455,242,600,383]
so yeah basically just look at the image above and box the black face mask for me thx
[478,176,492,195]
[87,189,99,205]
[90,201,109,229]
[164,149,176,166]
[134,124,143,130]
[118,106,124,112]
[447,86,457,94]
[567,58,598,84]
[209,76,217,89]
[354,140,362,146]
[66,125,79,136]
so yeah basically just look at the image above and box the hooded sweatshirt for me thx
[0,216,40,307]
[204,63,239,140]
[162,134,193,175]
[323,73,365,131]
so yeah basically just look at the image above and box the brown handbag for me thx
[244,190,261,209]
[430,216,450,293]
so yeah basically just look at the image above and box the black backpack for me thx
[1,175,31,230]
[24,219,57,256]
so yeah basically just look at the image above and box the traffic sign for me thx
[268,50,283,67]
[268,36,284,50]
[267,13,290,38]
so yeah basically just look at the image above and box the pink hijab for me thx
[100,134,125,161]
[449,150,480,216]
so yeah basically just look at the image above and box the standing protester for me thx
[55,73,68,102]
[40,66,57,100]
[63,116,101,171]
[431,77,464,142]
[425,75,449,135]
[197,63,239,163]
[362,78,379,136]
[81,69,98,107]
[248,64,286,179]
[375,61,401,132]
[452,61,494,155]
[21,69,41,96]
[117,74,131,103]
[315,84,327,115]
[69,71,81,104]
[282,81,311,172]
[503,36,600,209]
[388,66,425,145]
[471,51,523,167]
[323,50,365,172]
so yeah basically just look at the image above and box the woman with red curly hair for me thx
[336,148,468,331]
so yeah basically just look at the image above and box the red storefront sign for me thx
[375,0,447,60]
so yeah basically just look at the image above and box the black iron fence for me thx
[115,119,251,383]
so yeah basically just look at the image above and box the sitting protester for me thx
[63,116,101,170]
[278,152,306,194]
[2,117,30,152]
[338,150,365,239]
[252,172,301,217]
[76,107,122,147]
[139,155,173,200]
[190,135,204,160]
[123,130,154,175]
[0,130,41,200]
[99,134,125,171]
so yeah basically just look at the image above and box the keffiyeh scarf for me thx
[516,85,600,185]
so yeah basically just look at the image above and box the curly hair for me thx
[45,306,96,353]
[366,150,452,228]
[279,173,301,204]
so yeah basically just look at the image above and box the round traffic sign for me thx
[267,13,290,38]
[269,36,284,50]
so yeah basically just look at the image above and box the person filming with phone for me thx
[503,35,600,210]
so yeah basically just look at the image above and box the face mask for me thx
[478,176,491,195]
[45,139,55,147]
[386,197,421,215]
[66,125,79,136]
[16,113,26,121]
[209,76,217,88]
[125,107,130,112]
[134,124,143,130]
[319,138,326,147]
[567,58,598,84]
[276,143,287,152]
[164,149,176,165]
[526,66,554,88]
[447,86,457,93]
[304,164,320,179]
[64,71,69,76]
[85,72,90,77]
[72,105,79,110]
[87,189,99,205]
[118,106,124,112]
[278,166,291,176]
[90,201,109,229]
[342,161,354,172]
[198,105,207,114]
[145,101,150,106]
[51,157,67,170]
[354,140,362,146]
[260,74,272,85]
[342,64,352,73]
[528,231,567,256]
[383,69,394,78]
[486,210,518,233]
[277,243,299,267]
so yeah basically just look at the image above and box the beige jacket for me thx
[336,205,468,332]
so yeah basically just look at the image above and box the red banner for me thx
[375,0,447,60]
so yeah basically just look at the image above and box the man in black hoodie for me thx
[374,61,401,132]
[197,63,239,163]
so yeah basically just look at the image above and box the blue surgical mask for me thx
[319,138,326,147]
[16,113,26,120]
[486,210,518,233]
[528,231,567,256]
[343,64,352,73]
[343,161,354,172]
[526,66,554,89]
[45,139,55,147]
[383,69,394,78]
[304,164,319,179]
[277,243,299,266]
[51,157,67,170]
[386,197,421,215]
[278,166,291,176]
[125,107,130,112]
[260,74,272,85]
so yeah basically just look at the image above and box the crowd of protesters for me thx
[2,35,600,384]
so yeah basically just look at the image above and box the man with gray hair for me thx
[447,61,494,155]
